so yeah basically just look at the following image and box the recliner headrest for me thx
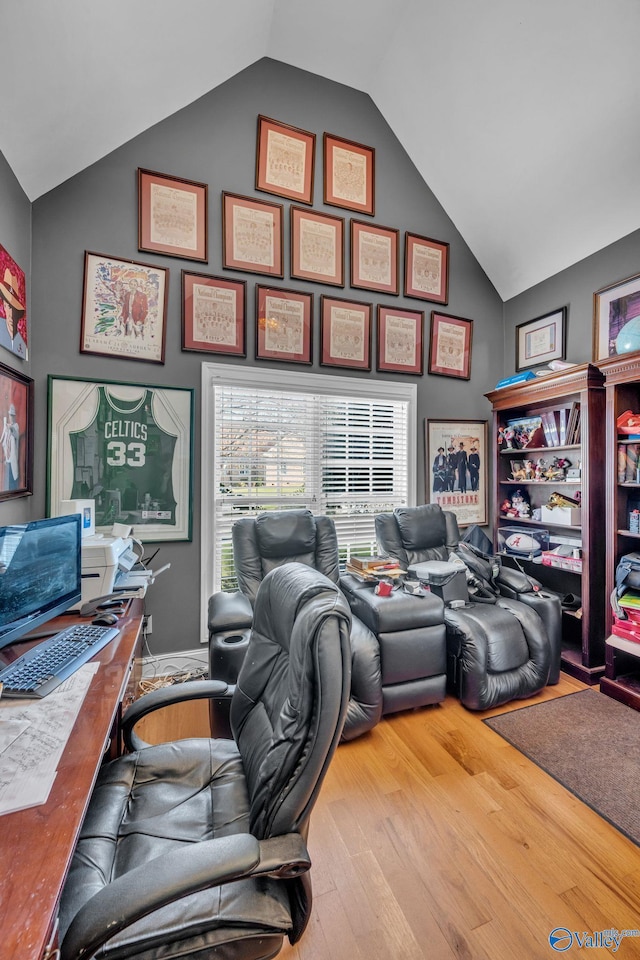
[394,504,447,550]
[255,509,317,559]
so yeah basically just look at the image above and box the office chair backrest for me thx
[232,509,341,604]
[230,561,351,839]
[376,504,461,569]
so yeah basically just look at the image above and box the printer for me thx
[77,534,139,607]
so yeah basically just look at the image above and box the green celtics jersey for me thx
[70,387,177,526]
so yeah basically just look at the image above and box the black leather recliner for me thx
[209,509,383,740]
[375,504,561,710]
[58,562,352,960]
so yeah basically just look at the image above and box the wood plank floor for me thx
[138,675,640,959]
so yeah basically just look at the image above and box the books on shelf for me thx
[540,411,560,446]
[619,590,640,610]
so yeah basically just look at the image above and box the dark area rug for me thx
[484,689,640,846]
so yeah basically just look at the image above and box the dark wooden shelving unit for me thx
[486,363,607,684]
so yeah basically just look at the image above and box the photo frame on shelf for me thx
[428,311,473,380]
[291,206,344,286]
[593,270,640,361]
[323,133,375,216]
[0,244,28,361]
[516,306,566,371]
[404,232,449,305]
[320,295,371,370]
[425,418,488,527]
[80,251,168,364]
[138,168,208,262]
[182,271,246,356]
[255,115,316,205]
[255,285,313,364]
[350,220,399,294]
[377,305,424,375]
[222,192,284,278]
[0,361,33,501]
[47,375,194,542]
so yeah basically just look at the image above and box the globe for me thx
[616,315,640,355]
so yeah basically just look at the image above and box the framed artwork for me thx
[138,168,208,262]
[516,306,566,371]
[323,133,375,216]
[0,245,27,361]
[80,251,168,364]
[593,271,640,361]
[0,361,33,501]
[426,418,488,527]
[256,285,313,364]
[255,115,315,205]
[350,220,399,294]
[404,232,449,305]
[291,206,344,286]
[222,192,284,278]
[47,376,194,542]
[320,295,371,370]
[377,305,424,375]
[182,271,246,356]
[428,311,473,380]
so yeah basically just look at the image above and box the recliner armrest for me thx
[496,566,541,595]
[341,574,444,633]
[208,590,253,633]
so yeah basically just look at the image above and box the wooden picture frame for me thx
[0,244,28,361]
[428,311,473,380]
[222,192,284,278]
[0,361,33,500]
[255,115,315,205]
[138,168,208,262]
[593,271,640,361]
[320,295,371,370]
[516,306,566,371]
[256,285,313,364]
[80,251,168,364]
[324,133,375,215]
[291,206,344,286]
[377,305,424,375]
[47,375,194,542]
[404,231,449,305]
[426,418,488,527]
[182,271,246,356]
[350,220,399,295]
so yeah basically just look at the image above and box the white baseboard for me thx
[141,648,208,679]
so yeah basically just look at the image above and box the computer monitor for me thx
[0,514,82,650]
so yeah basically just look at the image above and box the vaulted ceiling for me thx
[4,1,640,300]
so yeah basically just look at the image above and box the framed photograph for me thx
[182,271,246,356]
[324,133,375,215]
[47,376,194,542]
[80,251,168,364]
[138,168,208,262]
[256,285,313,364]
[222,192,284,278]
[516,306,566,371]
[350,220,399,294]
[0,244,28,360]
[428,311,473,380]
[320,295,371,370]
[426,418,488,527]
[377,305,424,375]
[404,232,449,305]
[593,271,640,361]
[255,115,315,205]
[291,206,344,286]
[0,361,33,500]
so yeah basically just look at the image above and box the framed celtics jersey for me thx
[47,376,194,542]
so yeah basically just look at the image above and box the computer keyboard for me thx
[0,622,120,699]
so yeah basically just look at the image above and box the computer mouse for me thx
[92,613,119,626]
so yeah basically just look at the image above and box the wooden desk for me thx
[0,599,144,960]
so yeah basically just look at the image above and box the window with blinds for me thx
[203,365,416,596]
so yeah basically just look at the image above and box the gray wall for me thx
[25,57,503,656]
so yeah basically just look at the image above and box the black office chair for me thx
[58,563,351,960]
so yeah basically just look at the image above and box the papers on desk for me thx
[0,662,100,816]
